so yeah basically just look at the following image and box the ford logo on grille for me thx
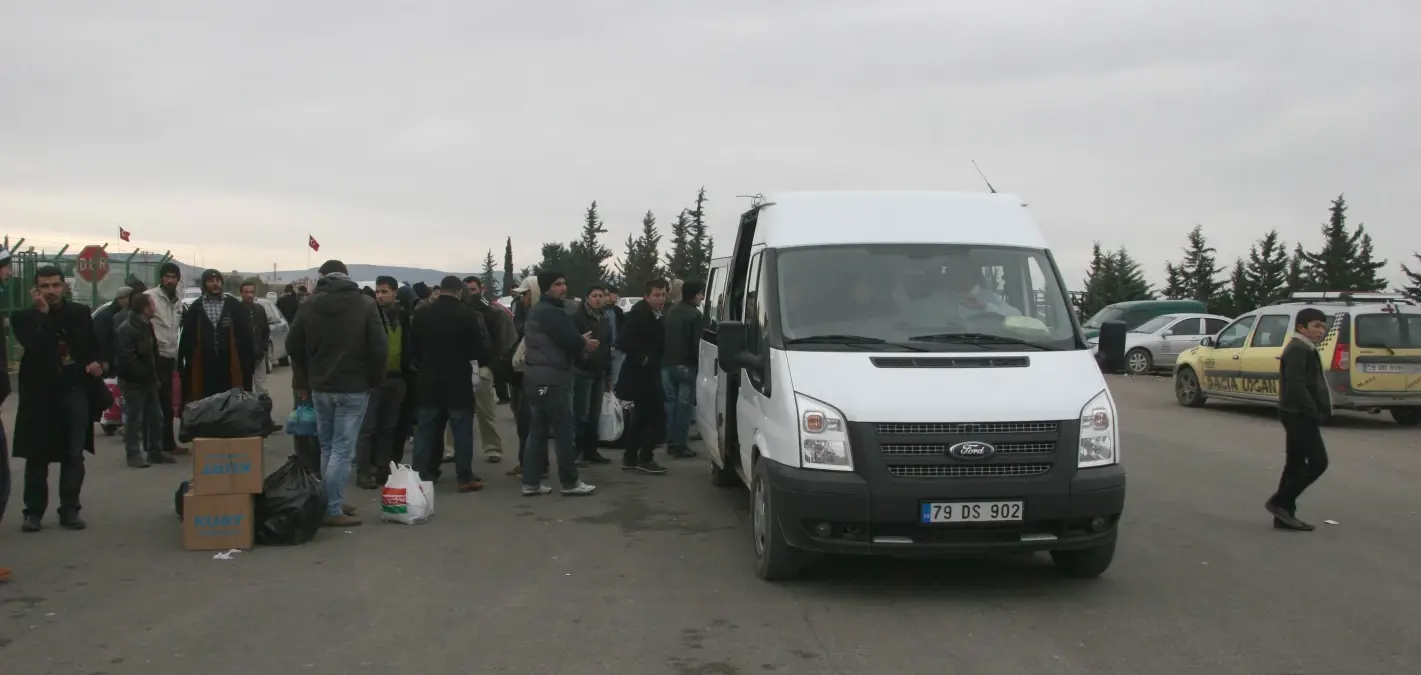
[948,441,995,460]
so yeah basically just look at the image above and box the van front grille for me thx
[880,442,1055,456]
[887,464,1053,478]
[875,421,1059,435]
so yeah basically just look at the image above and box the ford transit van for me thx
[697,191,1126,580]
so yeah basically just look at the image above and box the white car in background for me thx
[1114,312,1232,375]
[617,296,641,312]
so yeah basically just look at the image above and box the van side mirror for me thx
[1096,320,1128,374]
[716,321,762,374]
[1200,336,1215,347]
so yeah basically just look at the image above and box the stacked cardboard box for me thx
[181,437,264,551]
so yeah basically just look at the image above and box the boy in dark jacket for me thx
[570,283,614,464]
[114,293,175,468]
[356,276,415,489]
[1266,307,1331,531]
[661,279,705,458]
[616,279,670,474]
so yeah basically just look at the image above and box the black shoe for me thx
[59,515,87,531]
[21,516,42,533]
[1265,501,1313,531]
[583,453,612,465]
[356,473,379,490]
[622,458,638,471]
[668,447,697,459]
[635,460,668,475]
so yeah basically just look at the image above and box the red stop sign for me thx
[76,245,110,283]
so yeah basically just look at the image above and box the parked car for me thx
[1081,299,1206,339]
[1089,313,1232,374]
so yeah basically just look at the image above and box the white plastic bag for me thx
[380,462,432,525]
[598,396,624,442]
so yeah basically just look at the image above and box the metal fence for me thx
[2,237,174,370]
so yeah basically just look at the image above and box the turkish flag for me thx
[308,235,320,252]
[118,227,131,242]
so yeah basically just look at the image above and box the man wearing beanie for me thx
[520,270,598,496]
[179,269,255,403]
[145,261,187,454]
[287,260,388,526]
[661,278,706,458]
[92,286,132,376]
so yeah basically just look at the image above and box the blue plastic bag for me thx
[286,403,318,437]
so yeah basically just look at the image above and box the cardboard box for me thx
[182,492,255,551]
[191,437,264,495]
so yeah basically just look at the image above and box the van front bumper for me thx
[764,460,1126,556]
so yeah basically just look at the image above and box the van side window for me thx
[743,252,763,342]
[703,266,725,333]
[1250,315,1291,348]
[1215,316,1257,349]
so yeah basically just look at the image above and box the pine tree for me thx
[502,237,515,297]
[567,200,612,294]
[1166,224,1223,309]
[533,242,571,275]
[480,249,498,299]
[1351,228,1388,292]
[1162,263,1188,300]
[619,210,666,295]
[1221,259,1250,316]
[685,187,712,280]
[1398,254,1421,303]
[1244,230,1289,307]
[664,209,692,280]
[1079,243,1112,317]
[1284,244,1309,295]
[1106,248,1154,303]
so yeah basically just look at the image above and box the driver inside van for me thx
[912,259,1020,320]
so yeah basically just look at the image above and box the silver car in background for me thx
[1118,313,1232,374]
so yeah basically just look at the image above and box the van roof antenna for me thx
[971,160,997,194]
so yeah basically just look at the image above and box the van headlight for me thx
[795,393,853,472]
[1078,389,1118,468]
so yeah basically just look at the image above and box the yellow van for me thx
[1172,292,1421,425]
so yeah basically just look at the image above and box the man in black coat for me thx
[92,285,131,376]
[410,276,485,491]
[355,276,415,489]
[11,265,103,532]
[114,292,175,468]
[178,269,255,405]
[615,278,669,475]
[569,282,614,464]
[0,247,13,579]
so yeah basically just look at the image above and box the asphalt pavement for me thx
[1,369,1418,674]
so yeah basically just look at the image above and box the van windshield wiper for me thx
[785,335,927,352]
[908,332,1055,350]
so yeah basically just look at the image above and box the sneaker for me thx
[127,455,151,469]
[560,481,597,496]
[635,460,668,475]
[147,451,177,464]
[485,452,503,464]
[621,460,638,471]
[458,480,484,493]
[323,514,362,527]
[21,516,41,533]
[522,484,553,496]
[59,515,87,531]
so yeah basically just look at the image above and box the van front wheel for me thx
[751,461,802,581]
[1050,537,1117,579]
[1391,408,1421,426]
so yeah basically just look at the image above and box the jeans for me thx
[23,385,89,518]
[415,406,476,483]
[120,385,164,458]
[523,384,580,488]
[661,365,695,449]
[356,378,406,480]
[1271,412,1330,512]
[572,373,606,458]
[313,391,370,517]
[609,351,627,393]
[252,351,269,395]
[474,367,504,456]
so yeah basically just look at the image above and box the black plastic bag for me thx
[255,456,327,546]
[179,389,273,442]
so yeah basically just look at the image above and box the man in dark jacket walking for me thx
[521,271,598,496]
[616,279,669,474]
[114,293,175,468]
[661,279,704,458]
[356,276,414,489]
[178,269,255,404]
[93,286,131,376]
[570,282,614,464]
[410,276,485,492]
[12,265,103,532]
[287,260,388,527]
[1266,308,1332,532]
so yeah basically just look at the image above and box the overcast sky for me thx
[1,1,1416,287]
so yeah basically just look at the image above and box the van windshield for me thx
[1083,307,1124,329]
[775,244,1080,351]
